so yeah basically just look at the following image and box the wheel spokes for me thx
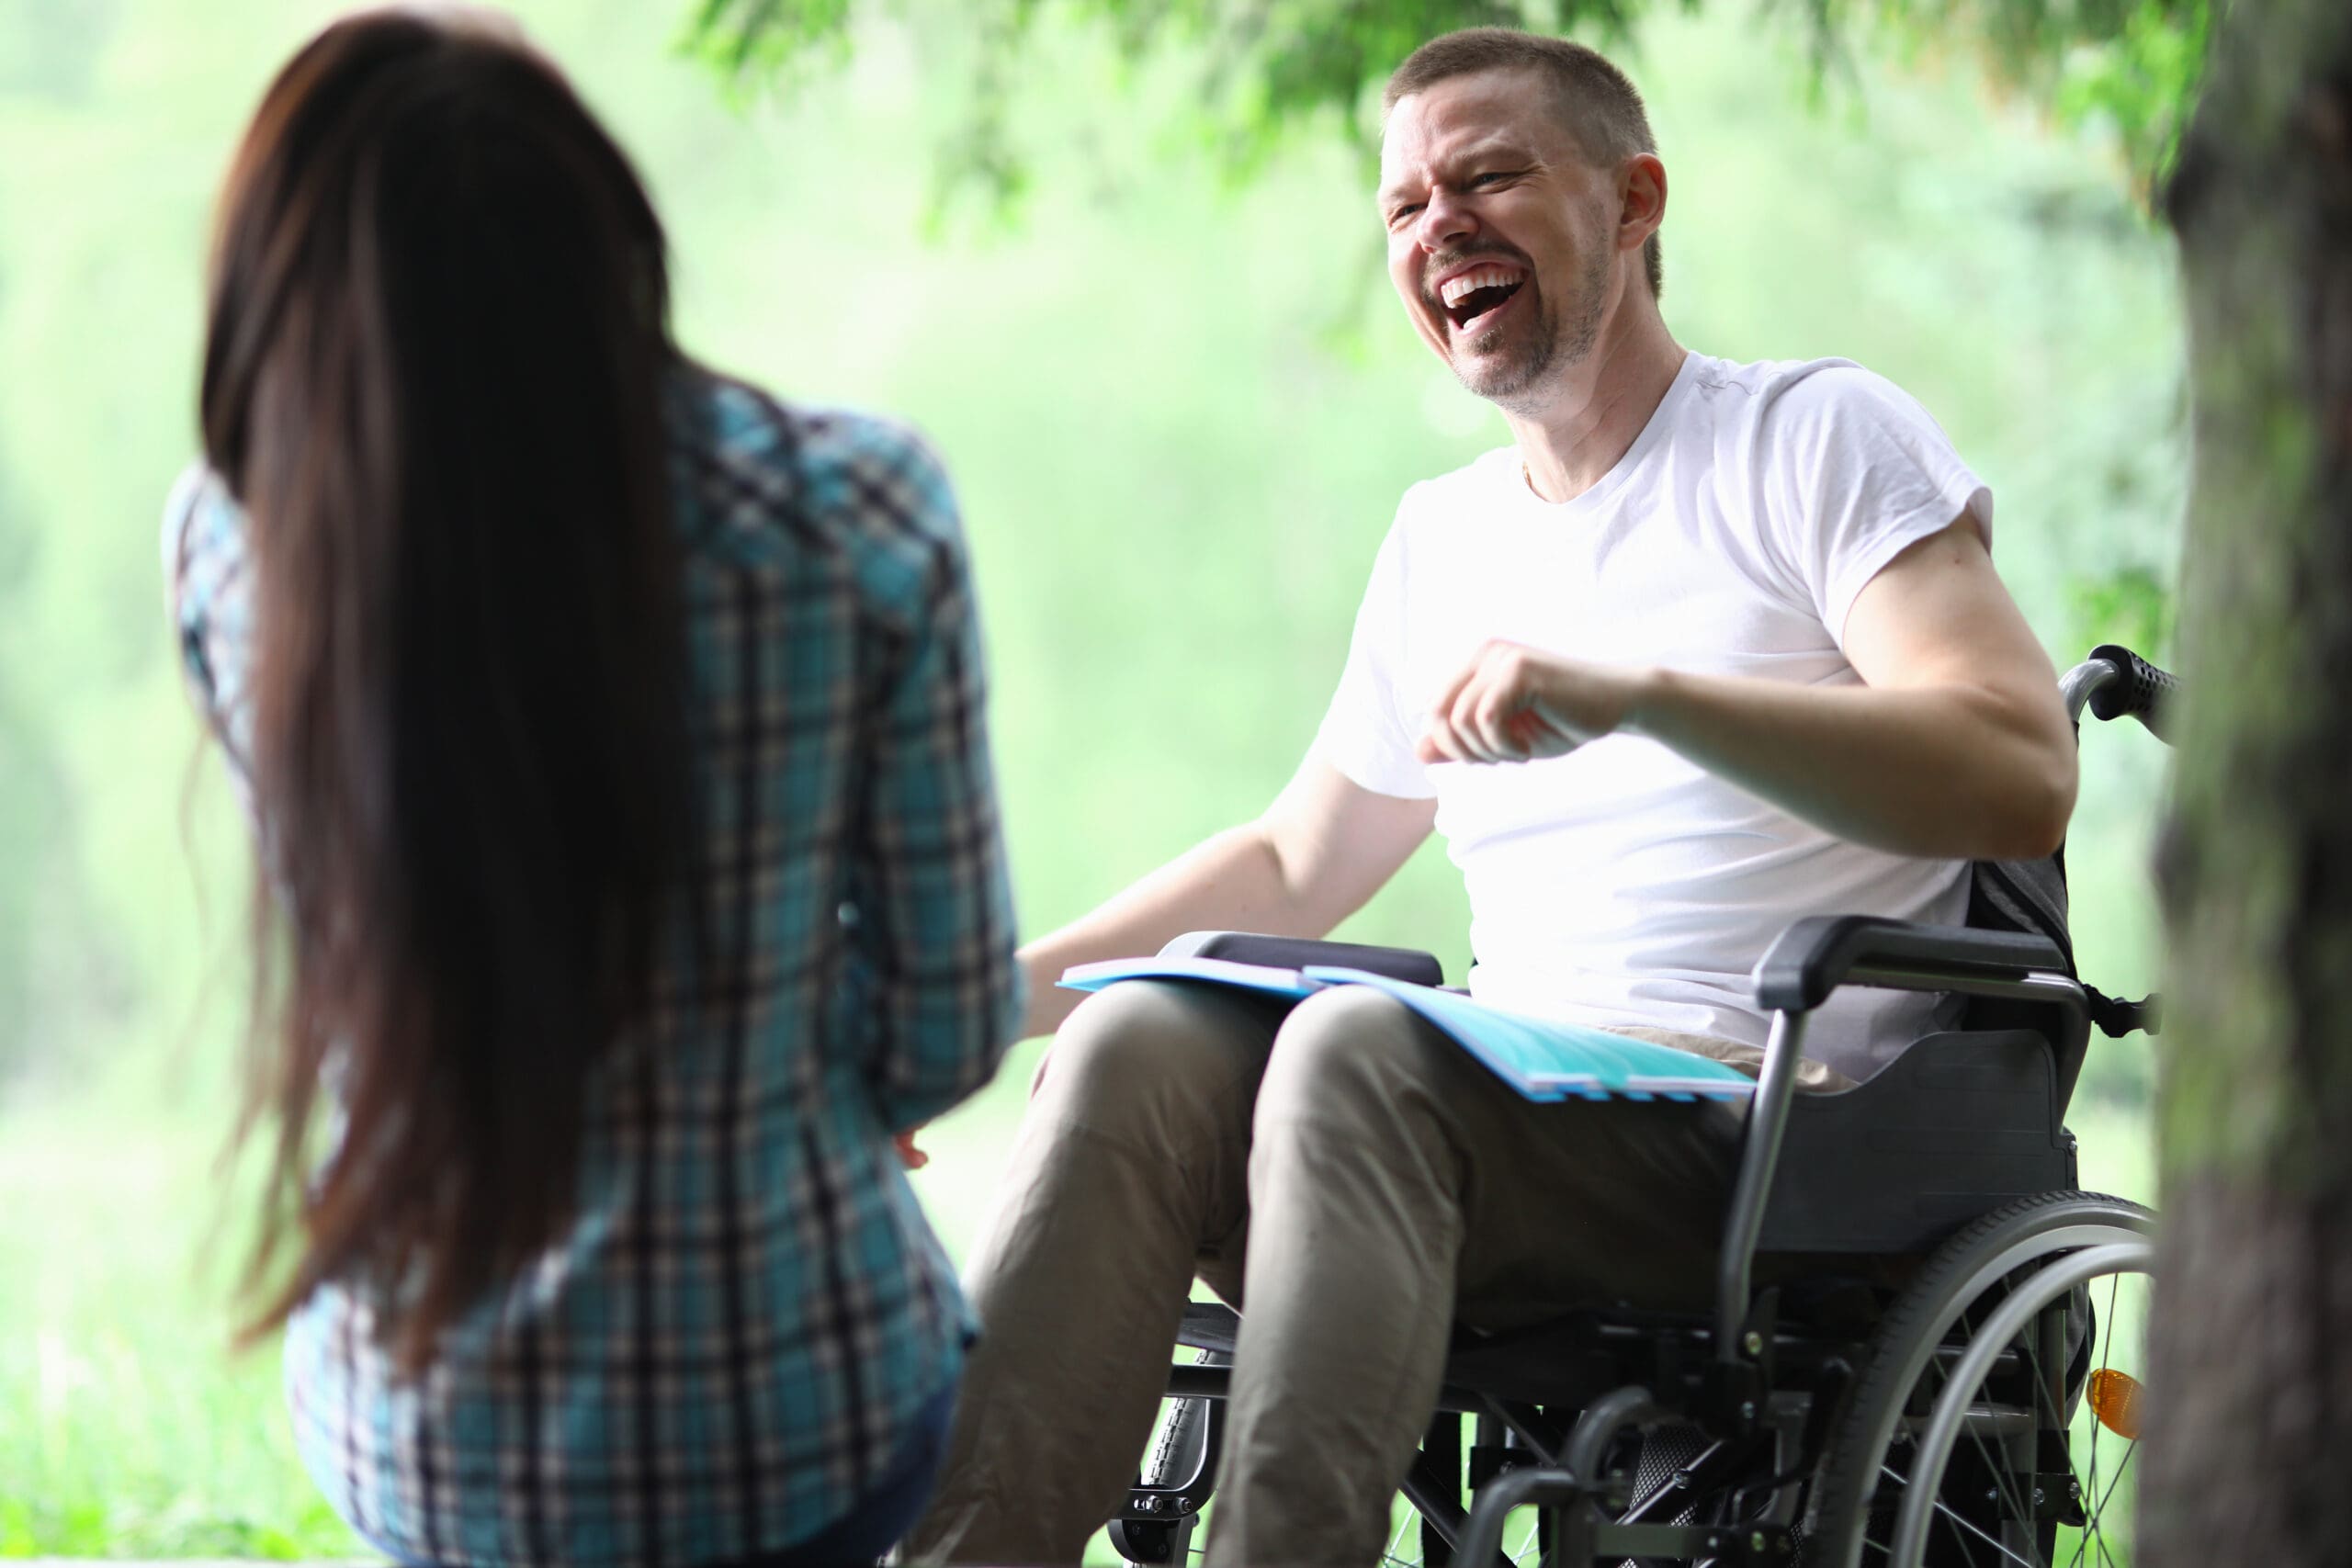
[2080,1438,2135,1568]
[1883,1246,2152,1568]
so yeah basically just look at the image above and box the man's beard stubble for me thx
[1452,242,1612,413]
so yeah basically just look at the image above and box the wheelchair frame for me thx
[1105,647,2175,1568]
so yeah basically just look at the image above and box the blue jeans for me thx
[360,1382,957,1568]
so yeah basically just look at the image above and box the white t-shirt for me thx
[1315,352,1992,1080]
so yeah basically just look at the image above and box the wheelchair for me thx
[1102,645,2174,1568]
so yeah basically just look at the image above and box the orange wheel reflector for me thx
[2087,1369,2143,1439]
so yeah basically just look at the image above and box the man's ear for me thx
[1621,152,1668,253]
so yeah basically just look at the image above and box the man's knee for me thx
[1033,980,1270,1136]
[1256,986,1455,1121]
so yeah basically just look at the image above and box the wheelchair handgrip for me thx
[1754,915,2067,1013]
[2084,642,2180,744]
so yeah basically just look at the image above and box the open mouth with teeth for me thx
[1438,262,1528,335]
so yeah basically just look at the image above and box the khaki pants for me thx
[903,980,1775,1568]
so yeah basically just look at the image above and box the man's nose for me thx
[1414,187,1477,253]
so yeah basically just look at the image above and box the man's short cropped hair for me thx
[1384,28,1665,300]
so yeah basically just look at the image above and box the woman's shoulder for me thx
[668,364,959,566]
[668,364,968,639]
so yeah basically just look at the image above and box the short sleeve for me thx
[1311,513,1437,800]
[1758,366,1993,646]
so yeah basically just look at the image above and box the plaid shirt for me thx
[164,368,1023,1565]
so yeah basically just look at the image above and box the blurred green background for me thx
[0,0,2178,1553]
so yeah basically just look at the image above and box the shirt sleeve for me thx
[855,435,1025,1130]
[1758,365,1994,647]
[162,462,218,706]
[160,461,258,795]
[1311,511,1439,800]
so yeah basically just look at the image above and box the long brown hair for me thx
[200,6,693,1374]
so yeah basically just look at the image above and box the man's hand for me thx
[1416,640,1650,764]
[894,1129,931,1170]
[1406,523,2075,861]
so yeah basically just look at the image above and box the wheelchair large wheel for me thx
[1809,1190,2155,1568]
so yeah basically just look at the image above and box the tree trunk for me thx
[2143,1,2352,1561]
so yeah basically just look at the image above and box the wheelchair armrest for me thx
[1158,931,1444,988]
[1752,914,2066,1013]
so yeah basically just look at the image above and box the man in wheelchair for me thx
[906,28,2119,1568]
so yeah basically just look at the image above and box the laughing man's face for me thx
[1379,68,1617,411]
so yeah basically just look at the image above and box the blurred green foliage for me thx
[686,0,2209,211]
[2071,563,2177,664]
[0,0,2179,1550]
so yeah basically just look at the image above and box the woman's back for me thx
[165,8,1011,1561]
[172,369,1021,1564]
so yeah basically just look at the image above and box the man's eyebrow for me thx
[1378,141,1542,205]
[1452,139,1540,167]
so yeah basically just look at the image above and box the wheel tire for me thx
[1105,1353,1225,1565]
[1806,1190,2155,1568]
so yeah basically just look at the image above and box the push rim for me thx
[1882,1237,2153,1566]
[1813,1194,2155,1568]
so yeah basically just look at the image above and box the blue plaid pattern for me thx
[164,368,1024,1565]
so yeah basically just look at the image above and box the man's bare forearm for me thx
[961,756,1431,1124]
[1012,823,1331,1042]
[1012,760,1437,1042]
[1628,667,2076,862]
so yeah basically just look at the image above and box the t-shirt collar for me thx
[1505,349,1703,517]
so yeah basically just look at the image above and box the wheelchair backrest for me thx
[1952,635,2179,1115]
[1958,851,2085,1110]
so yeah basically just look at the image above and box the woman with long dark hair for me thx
[164,8,1022,1562]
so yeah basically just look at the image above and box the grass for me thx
[0,1103,356,1558]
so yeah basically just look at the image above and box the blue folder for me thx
[1057,957,1757,1103]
